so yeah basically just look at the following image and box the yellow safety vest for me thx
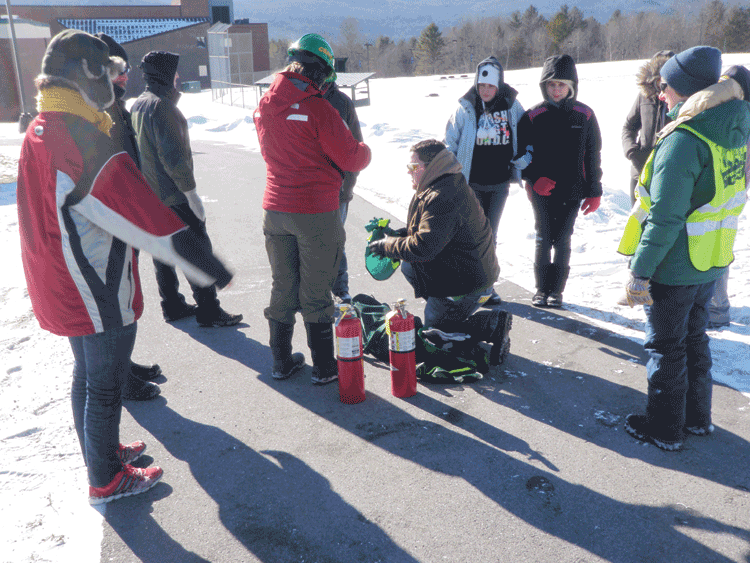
[618,124,747,271]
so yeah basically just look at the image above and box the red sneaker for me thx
[117,441,146,465]
[88,465,163,505]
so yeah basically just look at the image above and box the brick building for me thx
[0,0,270,121]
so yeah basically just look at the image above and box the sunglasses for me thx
[406,163,421,172]
[659,81,668,92]
[119,64,130,76]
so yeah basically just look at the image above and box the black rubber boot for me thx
[532,264,550,307]
[547,265,570,308]
[440,310,513,368]
[269,319,305,380]
[304,322,339,385]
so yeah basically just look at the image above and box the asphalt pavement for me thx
[102,140,750,563]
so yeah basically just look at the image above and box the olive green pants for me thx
[263,209,344,324]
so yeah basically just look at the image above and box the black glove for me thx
[368,238,388,257]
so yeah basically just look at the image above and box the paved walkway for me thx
[102,141,750,563]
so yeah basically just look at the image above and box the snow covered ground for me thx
[2,54,749,562]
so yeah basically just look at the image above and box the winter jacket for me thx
[629,81,750,285]
[517,55,603,201]
[621,57,672,182]
[378,149,500,299]
[321,82,364,204]
[17,88,232,337]
[130,82,196,208]
[108,83,141,169]
[254,71,371,214]
[444,56,524,185]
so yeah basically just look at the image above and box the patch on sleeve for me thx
[572,103,593,120]
[528,107,547,120]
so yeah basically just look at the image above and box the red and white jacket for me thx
[17,112,232,337]
[254,71,371,214]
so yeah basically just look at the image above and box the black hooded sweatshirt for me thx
[517,54,603,201]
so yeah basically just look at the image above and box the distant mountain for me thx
[233,0,681,40]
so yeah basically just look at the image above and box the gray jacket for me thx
[444,56,524,184]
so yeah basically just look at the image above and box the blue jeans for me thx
[470,182,510,245]
[401,261,485,328]
[643,281,715,439]
[70,322,137,487]
[708,268,730,325]
[331,201,349,297]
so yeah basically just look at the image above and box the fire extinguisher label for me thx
[389,330,415,352]
[337,336,362,359]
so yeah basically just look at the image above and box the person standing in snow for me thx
[253,34,371,385]
[618,47,750,451]
[621,50,674,206]
[444,55,525,307]
[131,51,243,328]
[95,32,162,402]
[320,78,363,304]
[706,64,750,330]
[17,30,234,504]
[516,54,603,308]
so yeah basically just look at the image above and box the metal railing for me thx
[210,81,258,110]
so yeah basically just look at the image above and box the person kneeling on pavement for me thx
[368,139,512,370]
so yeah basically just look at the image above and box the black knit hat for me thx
[95,33,127,63]
[722,65,750,102]
[140,51,180,87]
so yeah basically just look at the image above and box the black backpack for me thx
[351,294,486,383]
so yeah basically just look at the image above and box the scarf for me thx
[36,86,113,136]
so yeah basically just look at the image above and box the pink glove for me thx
[581,196,601,215]
[532,177,556,196]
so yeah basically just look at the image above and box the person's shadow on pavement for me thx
[112,400,421,562]
[258,375,750,562]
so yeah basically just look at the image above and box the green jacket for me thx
[130,84,196,208]
[630,94,750,285]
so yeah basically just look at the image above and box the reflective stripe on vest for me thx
[680,124,747,271]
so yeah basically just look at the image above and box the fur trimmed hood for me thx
[636,51,674,101]
[34,29,126,112]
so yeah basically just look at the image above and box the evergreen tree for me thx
[414,23,445,75]
[723,6,750,52]
[547,5,575,53]
[702,0,726,48]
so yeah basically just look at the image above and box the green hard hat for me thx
[288,33,337,81]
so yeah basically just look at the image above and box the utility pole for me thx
[4,0,33,132]
[364,42,372,72]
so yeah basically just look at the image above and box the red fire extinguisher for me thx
[386,298,417,398]
[335,303,365,404]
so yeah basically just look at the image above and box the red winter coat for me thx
[17,111,232,337]
[254,71,371,213]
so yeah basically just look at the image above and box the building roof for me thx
[58,17,209,44]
